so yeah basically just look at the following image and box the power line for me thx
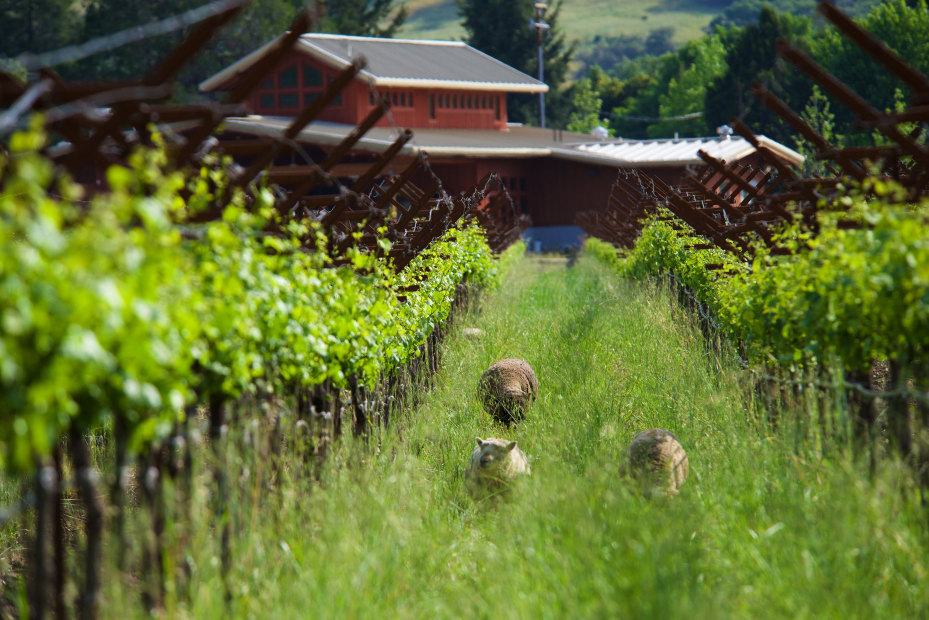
[613,111,703,123]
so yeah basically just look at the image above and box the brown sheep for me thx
[625,428,689,496]
[478,358,539,426]
[466,437,530,496]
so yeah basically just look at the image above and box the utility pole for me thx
[529,3,549,128]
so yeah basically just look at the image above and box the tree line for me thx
[2,0,926,141]
[0,0,406,98]
[570,0,929,144]
[0,0,578,126]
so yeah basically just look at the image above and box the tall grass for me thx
[104,252,926,618]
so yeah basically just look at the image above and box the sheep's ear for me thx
[475,437,484,446]
[506,441,517,452]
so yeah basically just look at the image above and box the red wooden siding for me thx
[247,50,509,129]
[428,158,618,228]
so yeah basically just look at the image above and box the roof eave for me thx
[365,77,547,93]
[199,35,284,92]
[551,148,710,168]
[756,136,805,166]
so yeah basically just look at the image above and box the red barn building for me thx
[200,33,547,131]
[201,34,802,250]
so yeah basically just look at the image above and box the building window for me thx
[279,92,299,108]
[304,92,318,106]
[261,78,273,90]
[430,94,436,119]
[279,65,298,88]
[369,91,375,106]
[303,64,323,87]
[260,93,274,108]
[327,77,342,106]
[494,96,500,120]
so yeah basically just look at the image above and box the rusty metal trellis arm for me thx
[317,143,423,229]
[225,10,316,104]
[689,154,759,219]
[349,130,413,192]
[749,81,868,180]
[276,100,390,214]
[695,153,777,213]
[174,9,315,167]
[145,0,248,87]
[776,40,929,175]
[729,119,803,217]
[817,1,929,105]
[232,59,368,191]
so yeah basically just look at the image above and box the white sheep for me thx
[465,437,530,496]
[625,428,689,496]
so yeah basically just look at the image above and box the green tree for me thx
[566,78,608,135]
[812,0,929,138]
[0,0,81,57]
[586,65,626,114]
[793,85,841,176]
[71,0,206,81]
[60,0,301,96]
[180,0,303,98]
[648,34,729,138]
[458,0,575,127]
[321,0,407,37]
[606,54,665,139]
[703,5,813,142]
[458,0,533,71]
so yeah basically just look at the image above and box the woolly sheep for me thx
[466,437,530,495]
[478,358,539,426]
[625,428,689,496]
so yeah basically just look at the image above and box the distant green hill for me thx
[399,0,720,45]
[398,0,884,47]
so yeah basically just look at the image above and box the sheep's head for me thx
[474,437,517,469]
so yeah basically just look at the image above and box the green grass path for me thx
[164,252,927,619]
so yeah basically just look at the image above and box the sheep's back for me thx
[478,358,539,425]
[626,428,689,494]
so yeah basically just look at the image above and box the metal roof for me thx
[200,33,548,94]
[217,116,803,167]
[569,135,804,167]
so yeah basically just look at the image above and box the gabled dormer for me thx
[199,33,548,131]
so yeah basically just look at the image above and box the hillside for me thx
[399,0,884,47]
[400,0,719,45]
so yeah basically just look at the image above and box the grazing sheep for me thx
[466,437,530,495]
[625,428,689,496]
[478,358,539,426]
